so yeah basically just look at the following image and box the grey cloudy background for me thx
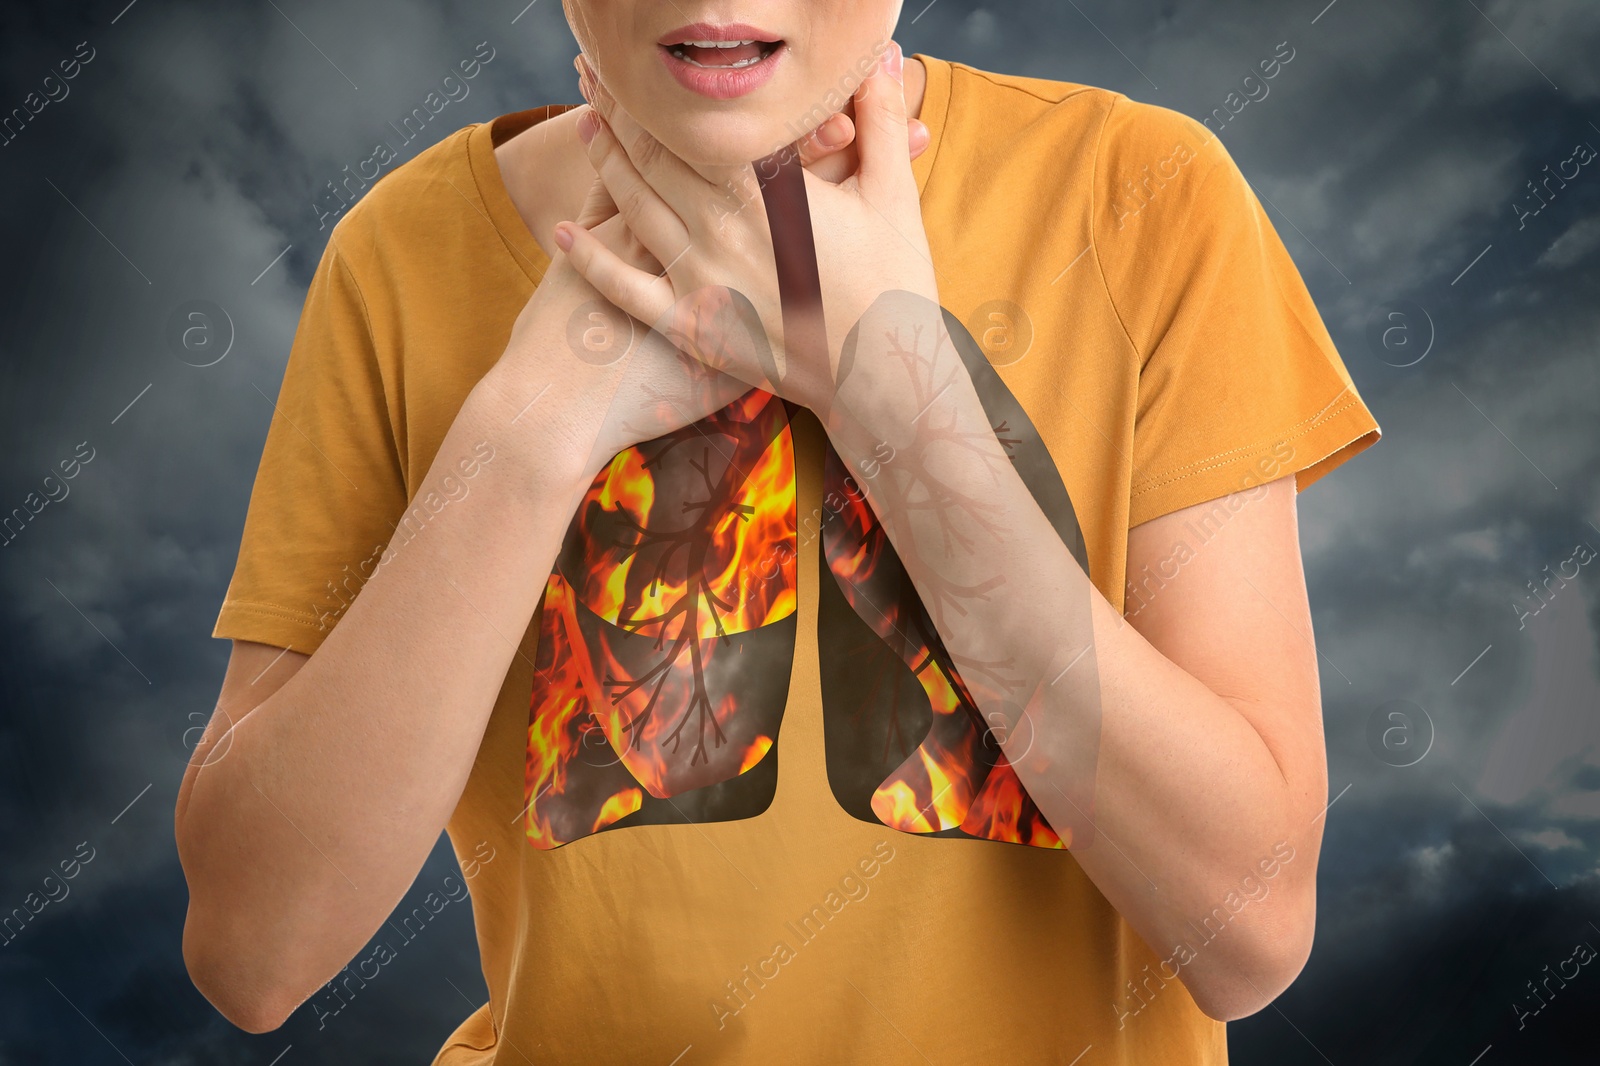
[1,0,1597,1062]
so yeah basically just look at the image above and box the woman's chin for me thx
[654,114,805,170]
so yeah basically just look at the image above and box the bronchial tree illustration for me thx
[604,430,759,769]
[847,313,1033,702]
[524,385,798,851]
[524,154,1097,853]
[818,295,1093,850]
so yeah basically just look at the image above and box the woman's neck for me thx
[497,56,928,263]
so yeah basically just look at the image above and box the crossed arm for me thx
[558,48,1330,1017]
[181,387,1325,1031]
[180,69,1328,1034]
[779,289,1328,1022]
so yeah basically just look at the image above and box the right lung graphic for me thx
[523,388,798,850]
[817,307,1090,850]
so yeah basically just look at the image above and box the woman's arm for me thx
[176,117,891,1030]
[1119,475,1326,1019]
[174,330,603,1032]
[547,48,1333,1020]
[821,301,1326,1021]
[171,191,741,1027]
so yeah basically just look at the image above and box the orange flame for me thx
[592,788,644,834]
[526,390,796,848]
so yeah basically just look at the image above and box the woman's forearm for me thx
[820,294,1322,1017]
[176,363,601,1031]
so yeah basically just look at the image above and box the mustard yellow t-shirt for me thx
[215,54,1380,1064]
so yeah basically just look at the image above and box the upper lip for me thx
[657,23,782,47]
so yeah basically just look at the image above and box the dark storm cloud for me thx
[2,1,1597,1062]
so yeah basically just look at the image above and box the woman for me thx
[177,2,1381,1063]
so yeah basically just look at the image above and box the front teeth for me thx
[669,41,771,68]
[676,53,765,68]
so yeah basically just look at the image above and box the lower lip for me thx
[657,43,785,100]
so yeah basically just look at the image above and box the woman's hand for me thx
[495,95,919,481]
[557,41,939,413]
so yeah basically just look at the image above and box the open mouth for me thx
[664,40,784,70]
[656,23,786,99]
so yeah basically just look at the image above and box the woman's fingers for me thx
[795,113,855,169]
[572,174,619,229]
[908,118,930,160]
[796,114,864,186]
[794,113,929,185]
[556,220,675,327]
[577,107,692,270]
[852,40,917,201]
[567,175,666,274]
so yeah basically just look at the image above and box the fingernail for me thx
[886,41,904,83]
[554,224,574,253]
[577,110,598,144]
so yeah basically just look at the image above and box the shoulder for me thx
[1095,91,1215,164]
[1089,93,1250,279]
[943,58,1097,108]
[938,66,1262,353]
[936,57,1205,146]
[933,56,1107,151]
[320,123,484,280]
[932,57,1236,212]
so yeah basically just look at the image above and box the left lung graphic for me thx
[524,389,798,850]
[817,307,1090,850]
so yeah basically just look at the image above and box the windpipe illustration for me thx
[522,147,1101,851]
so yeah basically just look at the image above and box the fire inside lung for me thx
[817,306,1090,850]
[524,389,798,850]
[523,308,1090,853]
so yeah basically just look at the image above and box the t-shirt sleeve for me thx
[1095,95,1382,529]
[212,233,409,655]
